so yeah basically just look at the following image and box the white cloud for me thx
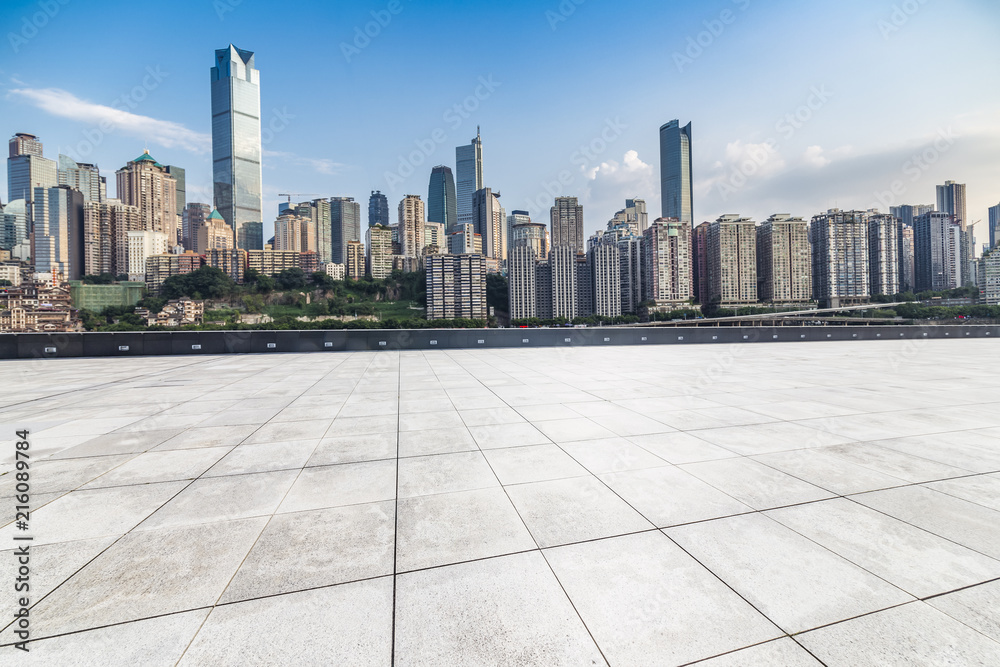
[262,150,349,176]
[8,87,210,153]
[802,145,830,167]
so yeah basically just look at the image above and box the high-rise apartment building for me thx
[550,196,584,254]
[901,225,915,292]
[58,155,105,203]
[164,165,185,228]
[508,244,537,321]
[7,133,57,205]
[204,248,246,284]
[330,197,361,265]
[456,129,484,227]
[890,204,933,228]
[473,188,505,261]
[424,222,447,253]
[511,220,547,260]
[295,199,332,264]
[618,235,643,314]
[145,251,203,292]
[608,199,649,236]
[914,211,963,292]
[936,181,967,229]
[989,203,999,250]
[868,212,900,296]
[549,245,578,319]
[659,120,693,223]
[428,166,458,230]
[194,209,235,253]
[274,211,314,253]
[810,209,870,306]
[126,230,170,281]
[979,247,1000,305]
[398,195,425,258]
[506,210,532,254]
[115,151,179,244]
[83,199,140,277]
[589,242,621,318]
[693,222,710,304]
[426,254,487,320]
[368,190,389,228]
[643,218,694,305]
[211,45,262,245]
[32,186,84,281]
[183,203,211,250]
[707,215,756,305]
[366,225,393,279]
[345,240,364,280]
[757,214,811,303]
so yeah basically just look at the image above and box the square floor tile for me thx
[483,444,589,485]
[307,433,396,466]
[627,432,735,464]
[926,580,1000,643]
[680,458,834,510]
[560,437,668,474]
[397,451,498,498]
[279,461,396,513]
[467,422,551,449]
[398,427,477,457]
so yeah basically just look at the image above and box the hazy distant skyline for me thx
[3,0,999,245]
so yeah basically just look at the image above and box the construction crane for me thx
[278,193,321,204]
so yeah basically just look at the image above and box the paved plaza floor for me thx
[1,339,999,665]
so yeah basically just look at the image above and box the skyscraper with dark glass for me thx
[427,166,458,230]
[456,128,483,227]
[331,197,361,264]
[368,190,389,227]
[211,45,262,248]
[659,120,692,224]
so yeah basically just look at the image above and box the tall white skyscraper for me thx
[211,45,262,248]
[455,128,483,227]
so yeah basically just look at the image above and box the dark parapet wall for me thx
[0,326,997,359]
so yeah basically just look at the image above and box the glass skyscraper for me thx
[368,190,389,228]
[456,128,483,227]
[989,203,999,250]
[427,165,457,229]
[331,196,362,264]
[659,120,692,224]
[211,45,262,248]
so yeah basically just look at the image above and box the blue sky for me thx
[2,0,999,244]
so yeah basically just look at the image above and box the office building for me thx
[456,128,484,227]
[508,244,538,321]
[428,166,458,229]
[397,194,426,259]
[448,223,481,255]
[211,44,263,244]
[294,199,332,264]
[424,222,447,253]
[550,196,584,254]
[706,215,756,305]
[127,230,170,281]
[473,188,505,262]
[426,254,487,320]
[366,225,393,279]
[32,186,85,281]
[368,190,389,227]
[238,221,263,251]
[330,197,361,264]
[868,212,900,296]
[914,211,963,292]
[183,203,212,251]
[890,204,933,228]
[8,133,57,207]
[757,214,811,303]
[1,200,29,251]
[194,209,235,253]
[82,199,140,277]
[589,241,621,317]
[989,203,999,250]
[659,120,693,223]
[58,155,105,203]
[811,209,870,306]
[901,225,915,292]
[507,210,532,254]
[115,150,179,244]
[643,217,694,305]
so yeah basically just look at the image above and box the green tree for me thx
[160,266,235,299]
[486,273,509,314]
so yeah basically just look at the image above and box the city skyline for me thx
[2,0,998,246]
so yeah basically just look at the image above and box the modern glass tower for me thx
[659,120,693,224]
[989,203,999,249]
[211,45,262,248]
[427,165,458,229]
[331,197,362,264]
[368,190,389,227]
[456,128,483,227]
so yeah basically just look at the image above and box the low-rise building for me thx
[246,249,300,276]
[325,263,346,281]
[144,298,204,327]
[0,282,80,332]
